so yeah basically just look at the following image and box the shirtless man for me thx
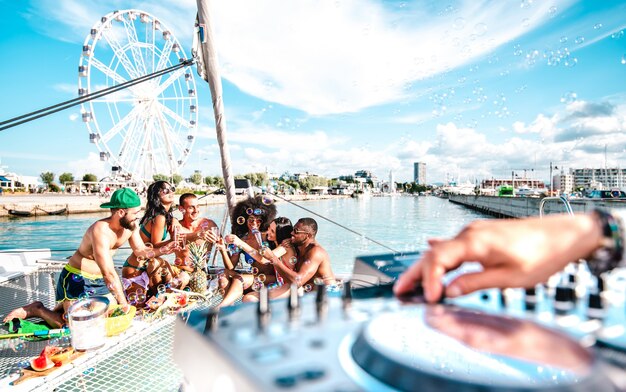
[175,193,229,267]
[2,188,175,328]
[245,217,336,301]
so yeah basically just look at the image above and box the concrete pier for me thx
[448,194,626,218]
[0,193,344,218]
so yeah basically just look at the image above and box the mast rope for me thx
[0,60,194,132]
[268,192,400,254]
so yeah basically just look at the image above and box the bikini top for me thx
[140,224,168,242]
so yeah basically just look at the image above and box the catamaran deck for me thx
[0,267,218,391]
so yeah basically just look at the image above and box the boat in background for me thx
[515,187,542,197]
[7,207,67,217]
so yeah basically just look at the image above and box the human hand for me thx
[224,234,240,245]
[121,303,131,314]
[394,214,601,303]
[159,241,178,255]
[203,229,220,244]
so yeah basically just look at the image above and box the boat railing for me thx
[539,195,574,218]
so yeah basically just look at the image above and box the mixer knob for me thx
[316,283,328,321]
[596,275,605,293]
[554,286,575,314]
[524,287,537,312]
[499,289,507,308]
[586,292,606,320]
[258,285,271,330]
[287,283,300,322]
[203,308,219,334]
[342,280,353,312]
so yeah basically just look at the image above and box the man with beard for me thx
[245,217,336,301]
[2,188,175,328]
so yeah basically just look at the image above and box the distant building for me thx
[481,178,545,189]
[554,173,574,194]
[571,168,626,190]
[413,162,426,185]
[0,162,41,191]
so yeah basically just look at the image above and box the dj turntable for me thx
[174,252,626,391]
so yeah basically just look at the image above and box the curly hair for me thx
[140,180,173,230]
[230,195,277,237]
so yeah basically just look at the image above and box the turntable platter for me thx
[351,304,614,392]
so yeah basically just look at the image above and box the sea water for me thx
[0,196,491,275]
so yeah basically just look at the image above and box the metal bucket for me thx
[67,296,110,351]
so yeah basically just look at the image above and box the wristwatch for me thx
[587,208,625,276]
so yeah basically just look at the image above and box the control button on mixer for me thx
[302,368,326,381]
[310,338,325,349]
[275,375,298,388]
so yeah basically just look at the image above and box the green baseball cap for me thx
[100,188,141,209]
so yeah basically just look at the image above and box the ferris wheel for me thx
[78,9,198,183]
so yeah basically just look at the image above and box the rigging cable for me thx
[268,192,401,254]
[0,59,194,132]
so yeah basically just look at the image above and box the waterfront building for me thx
[571,168,626,190]
[0,161,41,192]
[413,162,426,185]
[554,173,574,194]
[481,178,545,190]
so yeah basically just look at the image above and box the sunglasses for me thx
[160,186,175,195]
[247,217,262,223]
[292,229,310,235]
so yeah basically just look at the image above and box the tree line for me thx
[39,170,431,194]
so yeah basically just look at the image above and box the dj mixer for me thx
[174,252,626,391]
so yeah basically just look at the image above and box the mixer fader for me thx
[174,252,626,391]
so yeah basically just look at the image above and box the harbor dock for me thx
[449,194,626,218]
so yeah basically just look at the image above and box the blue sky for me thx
[0,0,625,183]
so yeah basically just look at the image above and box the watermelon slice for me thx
[30,355,54,372]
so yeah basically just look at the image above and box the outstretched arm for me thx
[394,213,602,303]
[129,228,176,259]
[224,234,274,265]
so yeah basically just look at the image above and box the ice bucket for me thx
[67,296,110,351]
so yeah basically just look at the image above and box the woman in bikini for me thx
[122,181,191,302]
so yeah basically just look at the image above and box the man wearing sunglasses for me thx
[249,217,336,301]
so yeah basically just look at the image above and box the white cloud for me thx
[212,0,572,115]
[512,114,557,135]
[35,0,576,115]
[66,152,110,179]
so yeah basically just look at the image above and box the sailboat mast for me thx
[195,0,236,214]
